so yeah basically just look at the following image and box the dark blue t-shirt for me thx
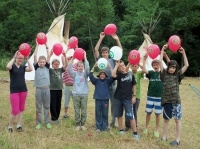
[114,72,136,100]
[9,64,27,94]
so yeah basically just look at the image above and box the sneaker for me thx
[161,137,167,141]
[143,128,148,135]
[119,130,125,135]
[81,126,87,131]
[36,124,42,129]
[17,126,23,132]
[75,126,81,131]
[133,134,140,140]
[8,127,13,133]
[170,140,180,146]
[63,114,69,119]
[154,131,159,138]
[96,129,101,133]
[51,120,60,124]
[46,123,52,129]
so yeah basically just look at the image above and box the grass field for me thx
[0,70,200,149]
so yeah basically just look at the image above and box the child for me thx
[89,63,114,132]
[6,51,32,132]
[34,42,51,129]
[62,53,77,119]
[49,50,67,124]
[111,60,140,140]
[142,54,162,138]
[160,45,189,146]
[94,32,122,128]
[125,63,143,130]
[68,52,90,131]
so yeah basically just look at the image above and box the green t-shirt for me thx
[146,70,162,97]
[133,71,143,99]
[49,68,65,90]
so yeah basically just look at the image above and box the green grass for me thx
[0,70,200,149]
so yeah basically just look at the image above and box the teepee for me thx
[138,13,167,70]
[25,1,70,80]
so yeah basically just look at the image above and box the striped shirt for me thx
[63,63,77,86]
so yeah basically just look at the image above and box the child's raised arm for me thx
[159,44,168,72]
[25,56,33,72]
[179,47,189,74]
[142,53,148,74]
[126,63,130,72]
[84,51,90,76]
[163,51,170,63]
[6,51,20,70]
[89,62,98,85]
[34,42,39,65]
[111,61,120,78]
[112,34,122,49]
[62,50,68,70]
[46,43,51,64]
[94,32,105,59]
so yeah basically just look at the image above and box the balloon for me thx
[36,32,47,44]
[69,36,78,48]
[104,24,117,35]
[168,35,181,52]
[128,50,140,65]
[53,43,63,56]
[73,48,84,61]
[18,43,31,57]
[97,58,108,69]
[109,46,122,60]
[147,44,160,59]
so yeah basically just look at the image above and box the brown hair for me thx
[167,60,179,74]
[151,59,160,67]
[77,61,84,67]
[51,59,60,65]
[101,47,109,53]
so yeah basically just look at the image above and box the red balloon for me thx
[18,43,31,57]
[168,35,181,52]
[36,32,47,44]
[104,24,117,35]
[69,36,78,48]
[128,50,140,65]
[147,44,160,59]
[53,43,63,56]
[73,48,84,61]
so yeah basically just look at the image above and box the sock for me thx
[8,126,13,129]
[133,131,138,135]
[16,124,21,128]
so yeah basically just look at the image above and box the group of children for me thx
[6,32,189,146]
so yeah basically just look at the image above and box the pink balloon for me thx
[168,35,181,52]
[73,48,84,61]
[147,44,160,59]
[128,50,140,65]
[36,32,47,44]
[53,43,63,56]
[69,36,78,48]
[104,24,117,35]
[18,43,31,57]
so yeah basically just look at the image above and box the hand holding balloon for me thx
[111,34,119,40]
[178,47,185,54]
[100,32,105,39]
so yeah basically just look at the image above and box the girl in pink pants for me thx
[6,50,32,132]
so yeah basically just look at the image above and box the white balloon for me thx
[109,46,122,60]
[97,58,108,70]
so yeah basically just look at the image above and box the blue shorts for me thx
[146,96,162,114]
[114,99,134,120]
[163,103,182,120]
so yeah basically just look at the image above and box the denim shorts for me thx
[114,98,134,119]
[163,103,182,120]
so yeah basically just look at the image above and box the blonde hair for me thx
[151,60,160,66]
[38,56,46,61]
[77,61,84,67]
[51,59,60,65]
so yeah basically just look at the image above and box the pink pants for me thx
[10,92,27,115]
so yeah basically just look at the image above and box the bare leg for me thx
[162,119,169,140]
[145,113,151,128]
[155,114,160,131]
[8,114,17,127]
[17,112,23,126]
[117,117,123,130]
[130,119,137,132]
[175,119,181,142]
